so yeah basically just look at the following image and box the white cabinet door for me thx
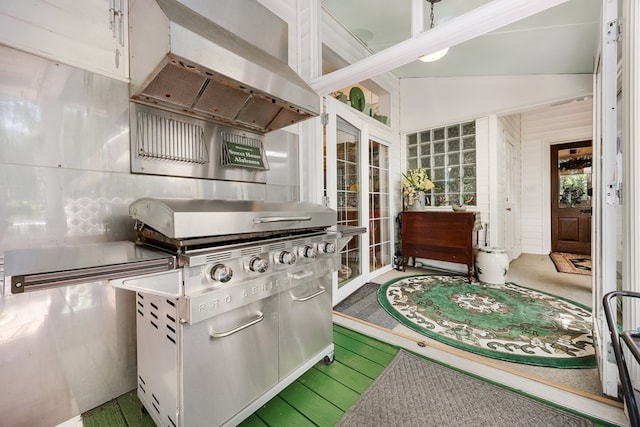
[0,0,128,81]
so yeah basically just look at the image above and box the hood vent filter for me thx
[134,56,316,135]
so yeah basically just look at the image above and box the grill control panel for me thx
[184,235,338,294]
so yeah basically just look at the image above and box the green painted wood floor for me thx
[82,324,615,427]
[81,324,398,427]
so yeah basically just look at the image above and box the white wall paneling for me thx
[475,117,491,245]
[499,114,523,259]
[487,115,501,248]
[521,99,593,254]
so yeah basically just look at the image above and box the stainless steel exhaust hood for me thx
[129,0,320,134]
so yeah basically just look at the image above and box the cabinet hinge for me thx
[321,113,329,126]
[617,182,623,205]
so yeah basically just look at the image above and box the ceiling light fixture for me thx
[419,0,448,62]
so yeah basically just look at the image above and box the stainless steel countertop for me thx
[5,241,175,293]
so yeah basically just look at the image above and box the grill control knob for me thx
[210,264,233,283]
[318,241,336,254]
[301,245,317,258]
[277,250,297,265]
[249,256,269,273]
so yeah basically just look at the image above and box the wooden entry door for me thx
[551,141,592,255]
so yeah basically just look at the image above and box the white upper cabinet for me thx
[0,0,129,81]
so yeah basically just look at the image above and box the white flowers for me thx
[402,168,434,205]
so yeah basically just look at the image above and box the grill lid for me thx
[129,198,337,239]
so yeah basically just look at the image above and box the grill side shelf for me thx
[5,241,175,294]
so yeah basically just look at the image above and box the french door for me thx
[324,97,392,305]
[335,116,363,300]
[593,0,619,397]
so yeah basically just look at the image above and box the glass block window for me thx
[406,121,476,206]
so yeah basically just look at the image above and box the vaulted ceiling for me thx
[321,0,600,80]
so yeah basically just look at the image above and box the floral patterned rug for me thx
[377,275,596,368]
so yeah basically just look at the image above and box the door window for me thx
[336,117,361,285]
[557,147,592,209]
[369,140,390,272]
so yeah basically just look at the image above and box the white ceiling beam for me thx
[411,0,424,37]
[311,0,570,95]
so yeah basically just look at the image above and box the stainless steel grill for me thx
[110,197,341,427]
[128,198,336,239]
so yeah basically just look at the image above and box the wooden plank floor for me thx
[81,323,615,426]
[81,324,398,427]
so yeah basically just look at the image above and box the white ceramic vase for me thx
[406,191,428,211]
[475,247,509,284]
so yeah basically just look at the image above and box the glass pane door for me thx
[336,117,361,287]
[551,141,592,255]
[369,140,390,272]
[324,98,393,305]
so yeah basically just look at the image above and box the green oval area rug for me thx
[377,275,596,368]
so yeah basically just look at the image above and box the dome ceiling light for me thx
[419,0,449,62]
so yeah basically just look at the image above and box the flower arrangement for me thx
[402,168,434,206]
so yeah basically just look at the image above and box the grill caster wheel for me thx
[323,353,335,365]
[141,405,149,415]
